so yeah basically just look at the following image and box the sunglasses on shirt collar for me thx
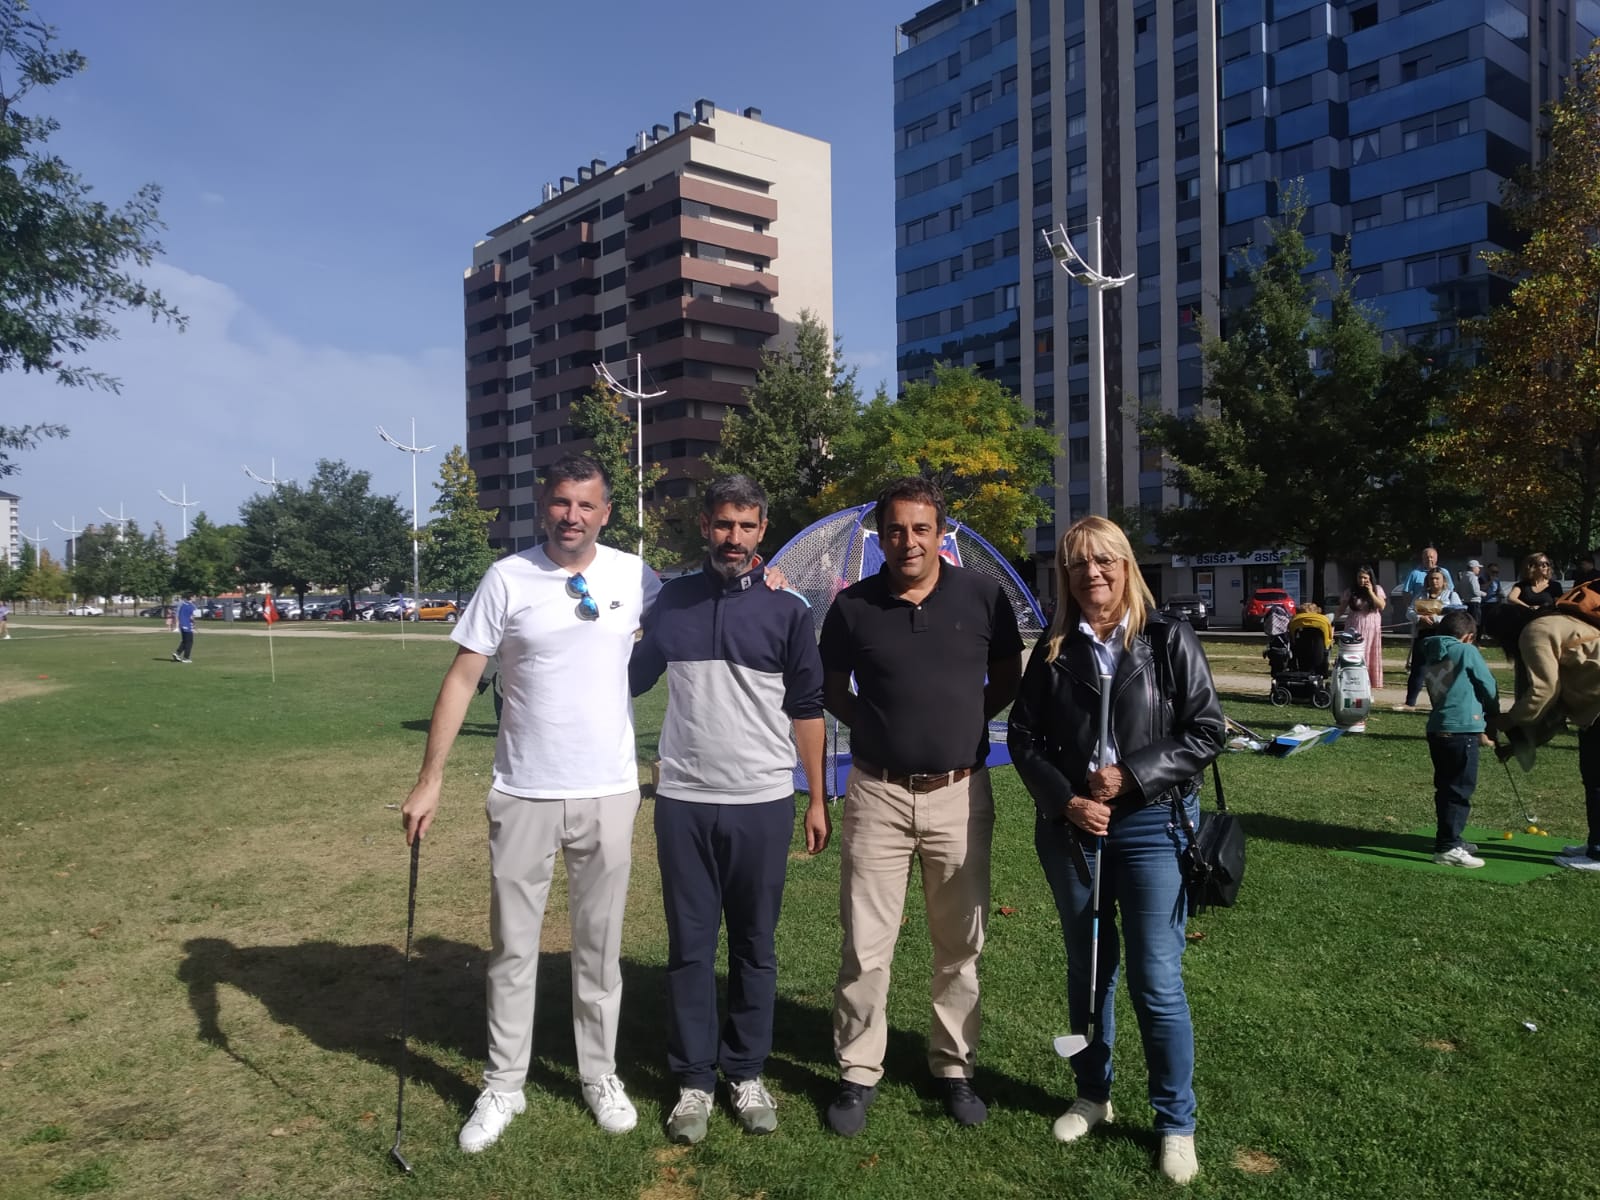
[567,573,599,621]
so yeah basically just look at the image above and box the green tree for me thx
[0,2,184,476]
[172,513,241,596]
[706,310,861,552]
[301,459,409,605]
[22,543,65,603]
[1143,190,1457,591]
[568,384,672,568]
[71,521,170,606]
[1436,46,1600,560]
[820,364,1055,559]
[237,484,318,605]
[124,522,175,601]
[419,445,498,601]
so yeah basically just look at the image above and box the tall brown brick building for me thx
[464,100,833,551]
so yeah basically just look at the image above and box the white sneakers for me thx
[458,1074,636,1152]
[1160,1133,1201,1184]
[458,1089,527,1153]
[1433,845,1486,869]
[1054,1099,1196,1184]
[581,1073,638,1134]
[1052,1097,1113,1143]
[1555,845,1600,871]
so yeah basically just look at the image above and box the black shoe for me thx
[825,1080,877,1137]
[941,1077,988,1127]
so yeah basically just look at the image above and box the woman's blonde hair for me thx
[1043,515,1155,662]
[1523,551,1551,575]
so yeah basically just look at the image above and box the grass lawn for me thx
[2,624,1597,1198]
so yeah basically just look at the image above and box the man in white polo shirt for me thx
[402,454,661,1152]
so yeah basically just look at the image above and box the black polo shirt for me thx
[819,563,1023,775]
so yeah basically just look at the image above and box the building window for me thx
[1350,3,1378,31]
[1351,132,1381,165]
[971,83,993,112]
[1068,113,1086,138]
[1403,188,1437,219]
[1350,68,1380,98]
[1226,159,1253,189]
[1351,197,1382,231]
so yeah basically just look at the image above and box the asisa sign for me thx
[1170,549,1292,567]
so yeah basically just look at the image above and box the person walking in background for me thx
[1008,515,1224,1186]
[629,475,829,1145]
[1394,546,1455,607]
[818,477,1023,1137]
[1334,567,1387,690]
[1421,610,1500,869]
[1496,552,1561,652]
[1460,559,1485,629]
[1398,569,1462,711]
[1507,552,1560,612]
[401,454,661,1153]
[171,594,197,663]
[0,598,10,639]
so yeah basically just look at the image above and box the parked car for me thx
[1242,587,1297,631]
[1160,593,1209,631]
[65,604,104,616]
[200,600,242,621]
[375,597,417,621]
[139,604,174,619]
[322,598,374,621]
[417,599,459,622]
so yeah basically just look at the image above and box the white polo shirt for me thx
[454,543,661,799]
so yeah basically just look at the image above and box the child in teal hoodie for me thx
[1422,610,1501,868]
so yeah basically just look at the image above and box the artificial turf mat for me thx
[1332,824,1569,883]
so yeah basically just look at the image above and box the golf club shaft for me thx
[1500,754,1537,824]
[391,835,420,1167]
[1088,673,1113,1020]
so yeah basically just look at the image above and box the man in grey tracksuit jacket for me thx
[629,474,829,1141]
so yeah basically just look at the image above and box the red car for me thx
[1243,588,1297,631]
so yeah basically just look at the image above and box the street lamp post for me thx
[20,527,46,613]
[243,459,287,490]
[157,483,200,540]
[52,516,82,604]
[595,355,664,558]
[377,419,435,640]
[1042,219,1134,518]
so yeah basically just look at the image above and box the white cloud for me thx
[6,262,461,556]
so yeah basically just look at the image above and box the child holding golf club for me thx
[1421,609,1500,869]
[1008,516,1224,1187]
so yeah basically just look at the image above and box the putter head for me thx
[1053,1032,1090,1058]
[388,1143,412,1174]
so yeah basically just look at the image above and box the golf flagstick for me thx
[389,835,420,1173]
[1054,671,1115,1060]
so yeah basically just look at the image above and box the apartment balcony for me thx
[624,174,778,223]
[626,215,779,263]
[625,255,780,300]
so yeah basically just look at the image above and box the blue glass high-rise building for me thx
[895,0,1597,605]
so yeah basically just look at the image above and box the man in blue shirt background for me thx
[172,594,197,663]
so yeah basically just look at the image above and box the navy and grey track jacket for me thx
[629,564,824,804]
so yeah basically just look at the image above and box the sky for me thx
[6,0,912,560]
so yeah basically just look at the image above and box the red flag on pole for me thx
[264,594,279,625]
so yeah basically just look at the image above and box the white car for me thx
[66,604,104,616]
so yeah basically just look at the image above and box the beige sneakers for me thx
[1159,1133,1200,1184]
[1052,1097,1113,1143]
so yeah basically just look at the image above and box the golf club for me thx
[1500,754,1539,826]
[389,835,420,1174]
[1054,672,1114,1060]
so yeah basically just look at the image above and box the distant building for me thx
[463,100,833,552]
[0,490,18,569]
[894,0,1596,610]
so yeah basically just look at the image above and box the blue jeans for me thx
[1427,733,1477,852]
[1035,793,1197,1134]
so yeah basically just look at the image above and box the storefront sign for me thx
[1170,549,1292,567]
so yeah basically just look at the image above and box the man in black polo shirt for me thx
[817,476,1024,1136]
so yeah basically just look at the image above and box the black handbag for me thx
[1177,760,1243,916]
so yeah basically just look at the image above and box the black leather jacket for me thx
[1008,614,1225,823]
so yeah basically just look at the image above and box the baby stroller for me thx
[1263,606,1332,708]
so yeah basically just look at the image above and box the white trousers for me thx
[482,786,640,1092]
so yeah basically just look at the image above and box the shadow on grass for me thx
[177,940,1061,1129]
[398,718,499,738]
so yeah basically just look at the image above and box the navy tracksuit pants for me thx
[654,794,793,1091]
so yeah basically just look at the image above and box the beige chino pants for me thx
[833,767,994,1086]
[482,786,640,1093]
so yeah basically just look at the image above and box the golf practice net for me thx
[769,503,1047,796]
